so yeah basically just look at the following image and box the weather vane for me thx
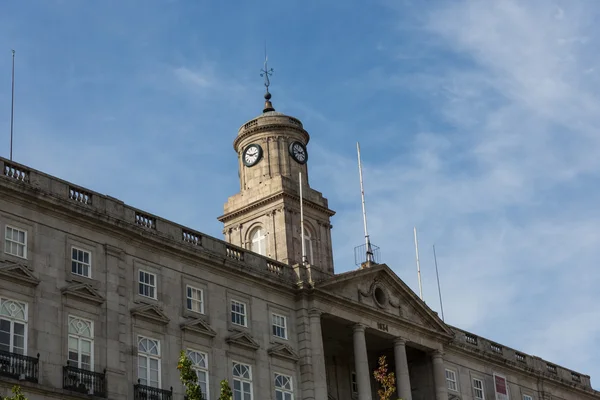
[260,43,274,93]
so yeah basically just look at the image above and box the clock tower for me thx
[218,91,336,277]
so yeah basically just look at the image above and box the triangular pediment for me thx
[61,282,105,304]
[0,262,40,286]
[226,331,260,350]
[180,318,217,337]
[268,343,299,362]
[130,304,170,325]
[317,264,453,337]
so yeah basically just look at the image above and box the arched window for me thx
[302,226,314,265]
[250,227,267,256]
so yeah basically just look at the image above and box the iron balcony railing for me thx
[0,350,39,383]
[63,361,107,397]
[134,380,173,400]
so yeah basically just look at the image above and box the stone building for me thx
[0,92,598,400]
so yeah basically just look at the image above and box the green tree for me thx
[217,379,233,400]
[177,351,204,400]
[3,385,28,400]
[373,355,401,400]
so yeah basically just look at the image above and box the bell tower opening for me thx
[218,75,336,277]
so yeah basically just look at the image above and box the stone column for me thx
[353,324,373,400]
[394,338,412,400]
[432,350,448,400]
[309,309,328,400]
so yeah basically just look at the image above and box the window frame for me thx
[250,227,267,256]
[67,315,94,371]
[351,371,358,395]
[472,377,485,400]
[71,246,92,278]
[302,225,314,265]
[523,396,533,400]
[137,335,161,388]
[0,297,28,355]
[231,299,248,327]
[271,313,288,340]
[4,225,27,259]
[232,361,253,400]
[186,349,209,399]
[274,372,294,400]
[445,368,458,392]
[186,285,204,314]
[138,270,157,300]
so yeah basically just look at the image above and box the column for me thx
[353,324,373,400]
[309,309,328,400]
[432,350,448,400]
[394,338,412,400]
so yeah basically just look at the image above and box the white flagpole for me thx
[10,49,15,161]
[357,142,374,263]
[414,227,423,300]
[299,172,307,265]
[433,244,445,321]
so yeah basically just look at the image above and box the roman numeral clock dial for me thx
[242,144,263,167]
[288,141,308,164]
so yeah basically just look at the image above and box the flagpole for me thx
[433,244,445,321]
[10,49,15,161]
[299,172,306,266]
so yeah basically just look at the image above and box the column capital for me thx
[432,349,445,359]
[308,308,323,318]
[393,337,407,347]
[353,323,366,333]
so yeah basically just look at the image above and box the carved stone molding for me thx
[0,262,40,286]
[61,282,105,305]
[226,331,260,351]
[180,318,217,338]
[268,343,299,362]
[130,304,170,325]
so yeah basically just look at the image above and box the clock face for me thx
[288,141,308,165]
[242,144,263,167]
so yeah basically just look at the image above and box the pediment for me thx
[61,282,105,304]
[130,304,170,325]
[268,343,299,362]
[0,262,40,286]
[316,264,453,337]
[180,318,217,337]
[226,331,260,350]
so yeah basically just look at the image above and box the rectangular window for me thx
[473,378,484,400]
[445,369,457,391]
[523,396,533,400]
[0,298,27,355]
[4,226,27,259]
[138,336,161,388]
[351,372,358,394]
[68,316,94,370]
[186,349,209,399]
[274,373,293,400]
[272,313,287,339]
[186,286,204,314]
[232,362,252,400]
[139,270,156,299]
[71,247,91,278]
[231,300,247,327]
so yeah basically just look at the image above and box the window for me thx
[473,378,484,400]
[302,226,313,264]
[232,362,252,400]
[5,226,27,259]
[0,298,27,354]
[71,247,91,278]
[186,286,204,314]
[523,396,533,400]
[272,313,287,339]
[250,227,266,256]
[68,316,93,370]
[351,372,358,394]
[187,349,209,399]
[138,336,161,388]
[274,373,293,400]
[139,270,156,299]
[445,369,457,391]
[231,300,247,327]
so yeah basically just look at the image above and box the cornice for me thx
[0,262,40,286]
[61,282,105,305]
[233,124,310,150]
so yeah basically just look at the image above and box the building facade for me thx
[0,94,598,400]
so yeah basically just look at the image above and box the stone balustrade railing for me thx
[0,157,295,284]
[450,326,592,389]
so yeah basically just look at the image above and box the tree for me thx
[373,355,401,400]
[217,379,233,400]
[3,385,27,400]
[177,351,204,400]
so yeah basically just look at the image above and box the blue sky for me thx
[2,0,600,388]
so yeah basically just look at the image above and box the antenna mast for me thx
[299,172,307,266]
[414,227,423,300]
[10,49,15,161]
[433,244,445,321]
[357,142,374,264]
